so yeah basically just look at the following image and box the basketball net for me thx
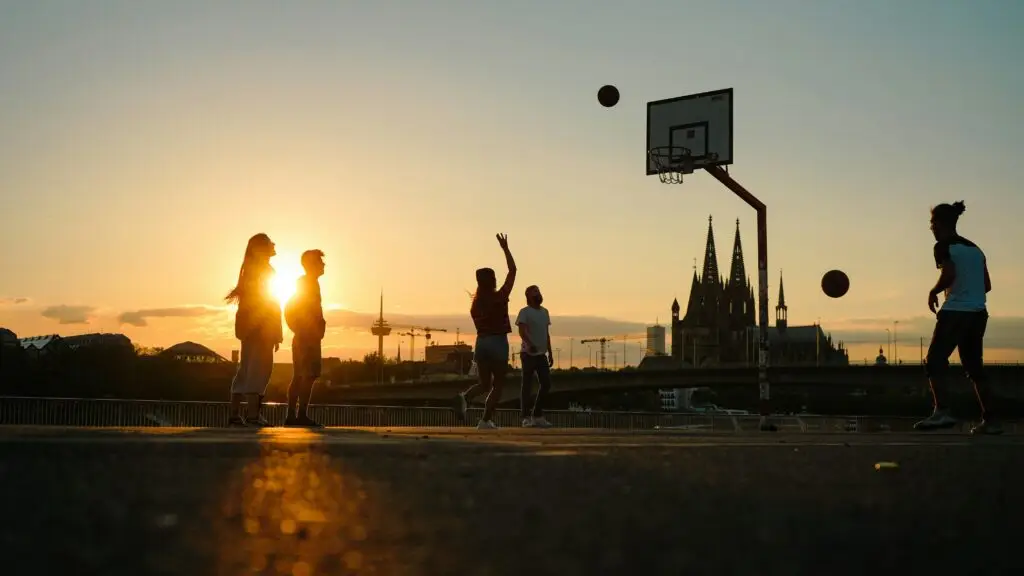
[647,146,695,184]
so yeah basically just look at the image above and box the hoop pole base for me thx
[704,165,776,432]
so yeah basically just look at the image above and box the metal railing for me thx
[0,395,1016,434]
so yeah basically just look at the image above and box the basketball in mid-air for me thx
[598,85,620,107]
[821,269,850,298]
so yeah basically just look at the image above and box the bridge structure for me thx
[332,364,1024,402]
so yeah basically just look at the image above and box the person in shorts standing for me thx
[455,234,516,430]
[914,201,1000,435]
[284,250,327,428]
[516,285,553,428]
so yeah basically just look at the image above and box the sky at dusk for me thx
[2,0,1022,365]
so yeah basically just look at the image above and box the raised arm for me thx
[496,233,517,299]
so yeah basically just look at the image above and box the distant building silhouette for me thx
[669,216,848,367]
[424,343,473,364]
[875,347,888,365]
[18,334,69,359]
[645,324,667,356]
[18,332,134,360]
[161,341,229,363]
[62,333,133,351]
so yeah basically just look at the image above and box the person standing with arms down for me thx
[516,285,554,428]
[455,233,516,429]
[284,250,327,428]
[226,233,283,427]
[914,201,1001,435]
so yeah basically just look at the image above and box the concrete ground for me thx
[0,426,1019,575]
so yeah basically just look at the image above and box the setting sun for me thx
[270,255,304,304]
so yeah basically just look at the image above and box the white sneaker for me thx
[521,417,535,428]
[476,419,498,430]
[532,416,553,428]
[913,409,957,431]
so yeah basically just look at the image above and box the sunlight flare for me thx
[271,255,304,304]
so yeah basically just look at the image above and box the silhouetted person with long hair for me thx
[226,233,283,427]
[914,201,1001,435]
[455,233,516,429]
[284,249,326,428]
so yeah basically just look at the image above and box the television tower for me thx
[370,290,391,361]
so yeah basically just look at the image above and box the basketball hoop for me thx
[648,147,722,184]
[647,146,695,184]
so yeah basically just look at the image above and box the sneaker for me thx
[971,420,1004,436]
[246,415,271,428]
[454,393,469,422]
[228,415,247,428]
[913,410,957,431]
[531,416,553,428]
[476,419,498,430]
[522,417,535,428]
[294,414,324,429]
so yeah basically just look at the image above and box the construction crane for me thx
[580,337,615,370]
[391,325,448,362]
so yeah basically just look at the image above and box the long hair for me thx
[470,267,498,314]
[225,233,274,304]
[931,200,966,228]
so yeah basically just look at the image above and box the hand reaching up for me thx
[496,233,510,251]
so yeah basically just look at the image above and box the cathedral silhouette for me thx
[669,216,849,367]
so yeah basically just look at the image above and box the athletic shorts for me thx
[292,337,322,379]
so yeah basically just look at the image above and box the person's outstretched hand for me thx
[496,233,509,250]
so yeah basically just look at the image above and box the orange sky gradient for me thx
[2,3,1022,366]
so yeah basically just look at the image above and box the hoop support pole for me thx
[704,165,775,431]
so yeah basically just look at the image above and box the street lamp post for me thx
[885,328,891,362]
[893,321,899,364]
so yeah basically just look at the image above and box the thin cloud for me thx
[118,306,222,327]
[0,297,29,306]
[826,315,1024,350]
[41,305,96,325]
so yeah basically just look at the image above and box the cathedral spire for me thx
[701,215,719,285]
[776,269,788,332]
[777,270,787,308]
[728,218,747,288]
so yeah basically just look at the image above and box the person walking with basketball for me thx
[284,249,327,428]
[455,233,516,429]
[914,201,1001,435]
[226,233,283,428]
[516,285,554,428]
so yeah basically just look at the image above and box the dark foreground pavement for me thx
[0,426,1020,575]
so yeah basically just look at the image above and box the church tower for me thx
[776,270,788,333]
[670,298,681,360]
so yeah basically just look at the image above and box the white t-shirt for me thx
[515,305,551,356]
[934,236,987,312]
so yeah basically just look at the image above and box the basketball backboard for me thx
[646,88,733,175]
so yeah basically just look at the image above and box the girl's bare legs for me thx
[481,364,507,422]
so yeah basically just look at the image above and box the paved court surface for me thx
[0,426,1019,575]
